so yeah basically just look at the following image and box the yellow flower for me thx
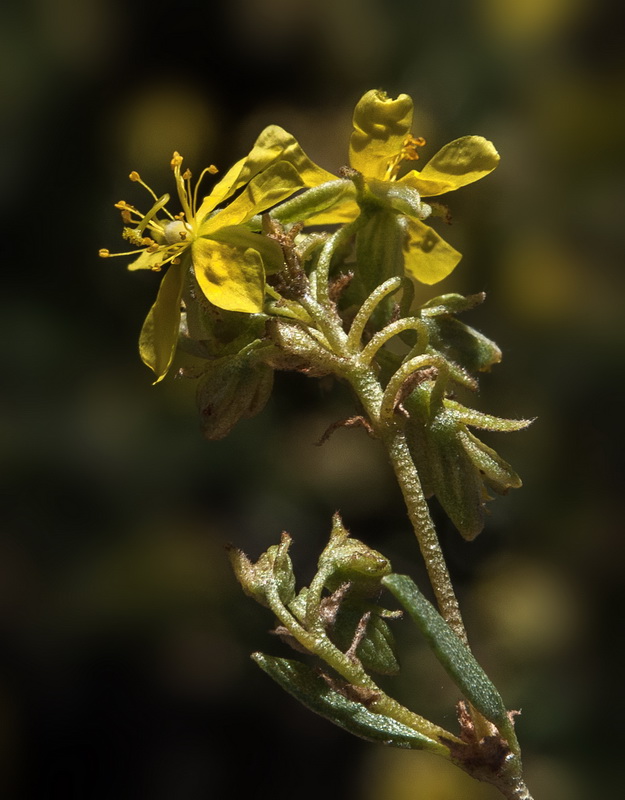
[100,128,334,381]
[307,90,500,285]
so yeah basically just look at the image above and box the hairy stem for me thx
[263,579,456,751]
[343,364,468,645]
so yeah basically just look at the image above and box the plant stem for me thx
[382,425,468,644]
[343,362,468,645]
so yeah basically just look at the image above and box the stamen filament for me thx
[192,165,219,219]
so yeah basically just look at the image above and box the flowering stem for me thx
[262,576,457,752]
[343,363,469,645]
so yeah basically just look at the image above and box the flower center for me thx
[163,219,193,244]
[384,135,427,181]
[99,154,219,268]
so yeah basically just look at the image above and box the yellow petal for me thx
[192,238,264,313]
[138,259,185,383]
[209,226,284,274]
[400,136,500,197]
[196,126,334,223]
[200,161,305,234]
[404,218,462,284]
[349,90,413,180]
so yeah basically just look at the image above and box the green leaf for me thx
[382,574,509,729]
[252,653,437,750]
[331,603,400,675]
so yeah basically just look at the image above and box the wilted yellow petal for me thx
[349,90,413,181]
[401,136,500,197]
[200,161,306,233]
[138,259,185,383]
[404,219,462,284]
[196,126,334,224]
[192,238,264,313]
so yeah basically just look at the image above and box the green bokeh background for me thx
[2,0,624,797]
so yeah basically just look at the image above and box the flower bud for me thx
[319,513,392,596]
[228,533,296,609]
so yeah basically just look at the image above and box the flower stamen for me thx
[192,164,219,219]
[384,134,427,181]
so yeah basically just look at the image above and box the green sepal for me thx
[382,574,509,729]
[265,319,342,375]
[229,533,295,609]
[420,292,486,317]
[406,396,486,540]
[252,653,437,750]
[319,513,392,597]
[268,179,356,226]
[353,210,406,322]
[196,341,274,440]
[444,399,534,433]
[406,386,529,538]
[458,429,523,495]
[424,315,502,374]
[181,296,268,362]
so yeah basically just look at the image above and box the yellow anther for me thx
[129,170,141,182]
[151,265,162,272]
[171,152,183,169]
[208,164,218,174]
[114,200,132,209]
[141,237,155,246]
[121,209,133,223]
[99,248,110,258]
[174,212,185,220]
[147,243,160,253]
[182,168,192,180]
[401,135,426,162]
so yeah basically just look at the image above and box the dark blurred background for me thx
[2,0,625,797]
